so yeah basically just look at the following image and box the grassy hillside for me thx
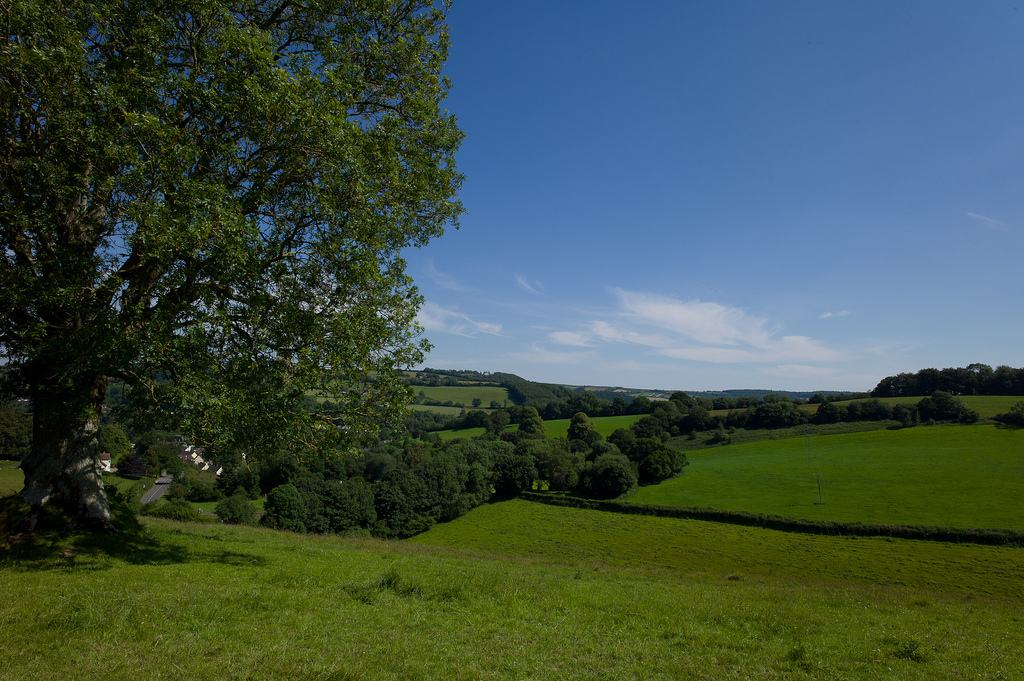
[412,497,1024,600]
[411,385,509,406]
[2,507,1022,680]
[544,414,645,439]
[793,394,1022,418]
[631,423,1024,530]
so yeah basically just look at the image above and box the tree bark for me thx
[19,374,115,531]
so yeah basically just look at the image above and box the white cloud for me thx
[515,273,544,295]
[416,301,502,338]
[761,364,839,380]
[422,258,465,291]
[509,343,592,364]
[549,330,592,347]
[573,289,845,364]
[967,212,1009,231]
[818,310,850,319]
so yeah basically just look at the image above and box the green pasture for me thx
[2,511,1022,680]
[544,413,645,439]
[435,426,487,441]
[408,404,465,416]
[412,384,509,406]
[412,497,1024,600]
[631,423,1024,530]
[792,394,1023,418]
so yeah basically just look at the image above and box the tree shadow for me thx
[0,496,267,571]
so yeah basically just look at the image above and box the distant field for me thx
[631,424,1024,530]
[544,414,644,439]
[436,426,487,441]
[408,404,464,416]
[412,497,1024,600]
[411,385,509,406]
[790,395,1024,418]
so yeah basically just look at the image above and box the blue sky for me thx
[409,0,1024,392]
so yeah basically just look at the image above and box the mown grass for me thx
[2,507,1022,681]
[632,423,1024,530]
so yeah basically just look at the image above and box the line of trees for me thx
[872,364,1024,397]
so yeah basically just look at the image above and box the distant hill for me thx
[407,368,862,413]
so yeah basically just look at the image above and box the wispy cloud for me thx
[761,364,838,380]
[422,258,465,291]
[416,301,502,337]
[549,330,593,347]
[967,212,1009,231]
[818,310,850,319]
[509,343,593,364]
[515,273,544,295]
[578,289,845,364]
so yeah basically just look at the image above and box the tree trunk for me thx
[19,374,115,531]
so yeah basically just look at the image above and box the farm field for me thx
[791,394,1023,418]
[409,403,464,416]
[631,424,1024,530]
[411,385,509,407]
[412,497,1024,600]
[2,511,1022,680]
[544,414,645,439]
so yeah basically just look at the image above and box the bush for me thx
[215,489,257,525]
[261,483,308,532]
[580,454,637,499]
[141,498,213,523]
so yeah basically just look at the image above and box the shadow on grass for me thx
[0,495,267,571]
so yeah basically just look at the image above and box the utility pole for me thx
[814,473,824,505]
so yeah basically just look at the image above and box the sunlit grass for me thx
[631,424,1024,529]
[3,513,1022,681]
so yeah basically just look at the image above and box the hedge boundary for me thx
[519,492,1024,547]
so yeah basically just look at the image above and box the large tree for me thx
[1,0,463,529]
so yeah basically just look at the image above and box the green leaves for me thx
[3,0,463,499]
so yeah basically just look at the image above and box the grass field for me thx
[412,497,1024,600]
[0,463,22,495]
[789,394,1023,418]
[412,385,510,407]
[631,423,1024,530]
[409,404,465,416]
[544,414,645,439]
[1,507,1021,680]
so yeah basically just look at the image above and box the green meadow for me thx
[2,505,1022,681]
[432,415,646,441]
[544,414,645,439]
[411,497,1024,600]
[631,424,1024,530]
[409,403,465,416]
[411,385,510,406]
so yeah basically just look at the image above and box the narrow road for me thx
[140,473,173,504]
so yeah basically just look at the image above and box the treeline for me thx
[223,411,686,538]
[873,363,1024,397]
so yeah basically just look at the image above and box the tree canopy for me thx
[1,0,463,528]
